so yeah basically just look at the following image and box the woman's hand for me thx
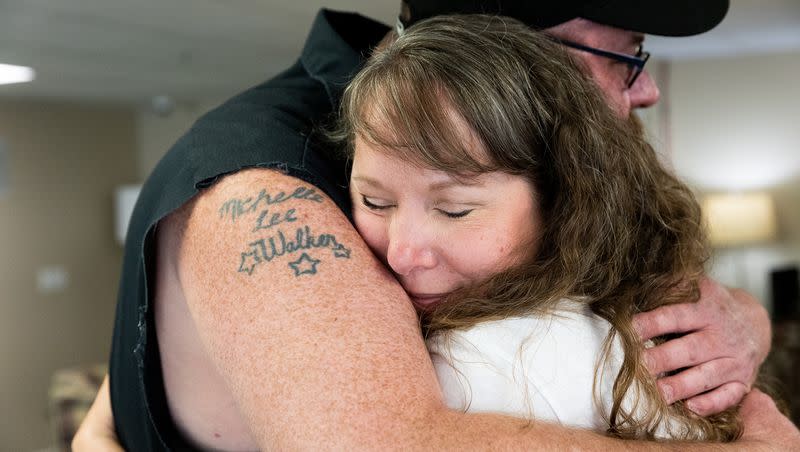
[72,375,124,452]
[633,277,771,415]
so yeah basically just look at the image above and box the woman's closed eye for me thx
[437,208,473,219]
[361,195,393,210]
[362,195,474,219]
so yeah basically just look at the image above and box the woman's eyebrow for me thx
[351,175,485,191]
[351,175,385,189]
[428,178,484,191]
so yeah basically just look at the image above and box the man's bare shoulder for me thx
[161,167,444,448]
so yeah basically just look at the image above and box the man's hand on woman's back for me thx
[634,278,771,415]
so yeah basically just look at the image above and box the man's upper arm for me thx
[170,168,445,449]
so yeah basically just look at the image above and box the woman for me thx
[336,14,740,440]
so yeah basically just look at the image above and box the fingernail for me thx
[686,400,700,414]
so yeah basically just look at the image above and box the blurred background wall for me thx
[642,50,800,312]
[670,51,800,302]
[0,100,136,450]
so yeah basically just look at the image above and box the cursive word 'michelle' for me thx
[220,187,323,221]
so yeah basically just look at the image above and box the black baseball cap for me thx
[402,0,729,37]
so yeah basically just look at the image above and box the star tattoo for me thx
[238,250,261,275]
[289,252,320,276]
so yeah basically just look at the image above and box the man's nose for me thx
[386,221,437,276]
[629,69,660,110]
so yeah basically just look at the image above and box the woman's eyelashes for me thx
[360,195,474,219]
[438,208,474,219]
[361,195,392,210]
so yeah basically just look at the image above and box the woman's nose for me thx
[385,218,437,276]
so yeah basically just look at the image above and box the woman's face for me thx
[350,135,542,310]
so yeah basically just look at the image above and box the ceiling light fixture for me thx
[0,63,36,85]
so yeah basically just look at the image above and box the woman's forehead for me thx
[354,97,493,171]
[352,138,520,192]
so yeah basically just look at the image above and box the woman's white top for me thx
[428,299,686,437]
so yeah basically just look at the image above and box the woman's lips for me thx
[407,293,445,308]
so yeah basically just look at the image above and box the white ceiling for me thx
[0,0,798,106]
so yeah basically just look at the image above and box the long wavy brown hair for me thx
[335,14,741,441]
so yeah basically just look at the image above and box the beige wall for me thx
[0,99,137,451]
[664,50,800,313]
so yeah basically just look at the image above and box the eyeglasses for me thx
[552,38,651,89]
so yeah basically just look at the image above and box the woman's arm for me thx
[72,376,123,452]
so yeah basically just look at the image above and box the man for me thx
[76,1,797,450]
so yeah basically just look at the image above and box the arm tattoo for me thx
[254,208,297,231]
[223,187,351,277]
[288,253,320,276]
[219,186,323,222]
